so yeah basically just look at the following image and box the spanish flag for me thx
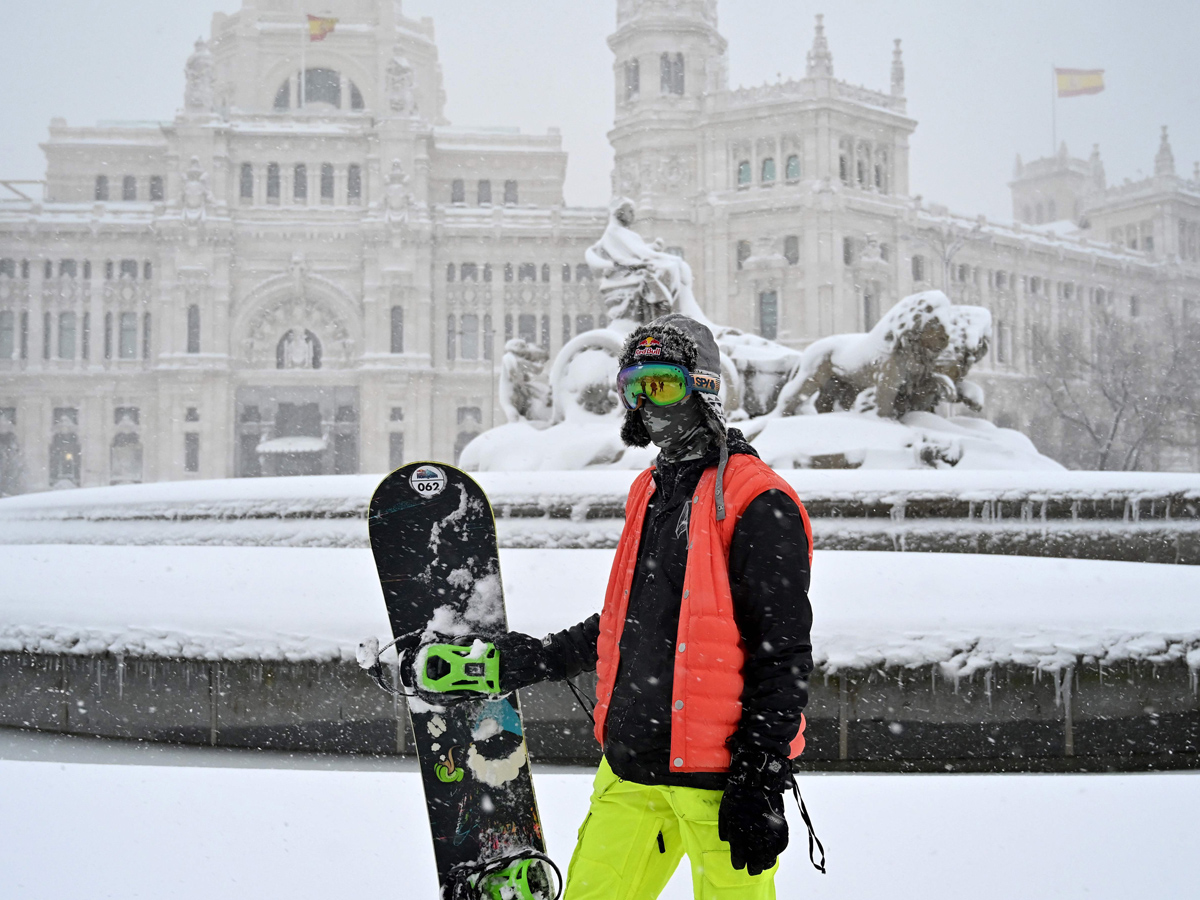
[1056,68,1104,98]
[307,14,338,41]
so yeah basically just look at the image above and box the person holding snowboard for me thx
[491,313,817,900]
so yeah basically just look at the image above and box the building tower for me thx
[607,0,727,231]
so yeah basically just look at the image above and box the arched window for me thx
[0,259,14,278]
[736,240,751,270]
[0,311,12,361]
[477,179,492,206]
[347,165,362,203]
[104,312,113,359]
[660,53,672,94]
[785,155,800,181]
[575,263,592,281]
[119,259,138,279]
[461,314,479,360]
[446,263,456,282]
[59,259,77,278]
[273,80,290,110]
[446,314,456,361]
[875,151,889,193]
[856,154,867,187]
[843,237,855,266]
[504,180,518,205]
[293,164,307,202]
[562,263,571,282]
[49,428,81,487]
[95,175,109,201]
[761,158,776,183]
[562,314,572,343]
[149,176,164,201]
[838,139,852,184]
[758,291,778,340]
[303,67,341,107]
[451,179,465,204]
[143,261,152,280]
[320,163,334,202]
[267,163,280,203]
[186,305,200,354]
[58,312,76,359]
[483,263,493,282]
[912,255,926,282]
[118,312,137,359]
[122,176,137,201]
[784,235,800,265]
[671,53,685,95]
[518,263,537,282]
[1129,295,1140,317]
[483,314,494,361]
[350,83,364,110]
[142,313,151,359]
[461,263,478,282]
[390,306,404,353]
[624,58,640,101]
[736,161,751,188]
[541,264,551,282]
[240,163,254,202]
[275,329,321,369]
[111,432,143,485]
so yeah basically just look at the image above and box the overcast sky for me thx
[3,1,1198,221]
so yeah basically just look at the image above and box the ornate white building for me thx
[2,0,1199,492]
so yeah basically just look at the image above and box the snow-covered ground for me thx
[3,546,1199,673]
[0,728,1195,900]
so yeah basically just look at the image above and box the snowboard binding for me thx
[445,848,562,900]
[357,631,503,704]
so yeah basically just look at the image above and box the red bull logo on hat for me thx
[634,336,663,358]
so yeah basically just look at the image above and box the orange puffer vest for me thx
[593,454,813,773]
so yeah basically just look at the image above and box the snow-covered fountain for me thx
[460,198,1060,472]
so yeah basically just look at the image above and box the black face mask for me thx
[640,396,711,462]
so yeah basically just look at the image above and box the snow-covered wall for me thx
[1,472,1197,562]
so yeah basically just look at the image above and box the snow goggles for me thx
[617,363,720,410]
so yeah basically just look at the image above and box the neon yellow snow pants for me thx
[563,758,778,900]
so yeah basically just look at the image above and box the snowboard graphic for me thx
[366,462,557,899]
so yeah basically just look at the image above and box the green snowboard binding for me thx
[357,632,503,704]
[447,849,561,900]
[417,638,500,695]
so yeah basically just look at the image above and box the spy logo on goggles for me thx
[617,363,721,410]
[633,337,664,358]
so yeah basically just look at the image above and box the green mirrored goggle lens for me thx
[618,364,690,409]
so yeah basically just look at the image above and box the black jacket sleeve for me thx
[497,613,601,690]
[727,489,813,759]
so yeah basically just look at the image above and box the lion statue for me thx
[773,291,991,419]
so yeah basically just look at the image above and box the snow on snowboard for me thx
[360,462,560,900]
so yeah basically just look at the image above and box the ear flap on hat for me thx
[620,408,651,447]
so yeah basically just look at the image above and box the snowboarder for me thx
[490,313,817,898]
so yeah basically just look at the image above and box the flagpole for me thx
[300,16,306,109]
[1051,64,1057,155]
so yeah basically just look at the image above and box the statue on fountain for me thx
[584,198,708,326]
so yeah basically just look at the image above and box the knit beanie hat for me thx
[617,314,732,519]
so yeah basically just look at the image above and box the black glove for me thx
[495,631,555,692]
[718,748,792,877]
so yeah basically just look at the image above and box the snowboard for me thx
[367,461,555,899]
